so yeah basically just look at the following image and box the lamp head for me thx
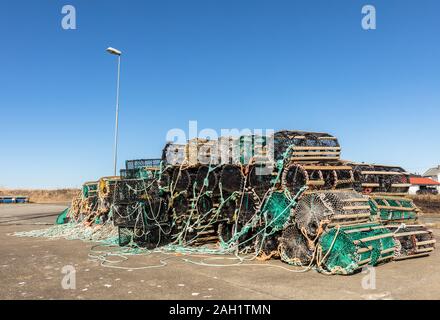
[106,47,122,55]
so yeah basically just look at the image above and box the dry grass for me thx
[408,194,440,214]
[0,188,80,204]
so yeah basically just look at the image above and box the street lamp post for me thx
[106,47,122,176]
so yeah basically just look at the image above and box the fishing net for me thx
[56,208,70,225]
[15,221,119,244]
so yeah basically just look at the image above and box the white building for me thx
[423,165,440,182]
[408,176,440,195]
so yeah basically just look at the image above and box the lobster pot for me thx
[118,227,134,246]
[237,135,271,165]
[113,179,159,204]
[218,136,240,165]
[255,232,281,258]
[120,169,138,179]
[273,130,341,163]
[194,165,219,193]
[369,196,419,224]
[170,193,189,218]
[219,164,245,193]
[248,163,275,197]
[279,224,314,266]
[282,163,354,194]
[219,192,259,249]
[157,168,172,191]
[318,222,397,275]
[133,223,172,248]
[114,197,168,226]
[170,167,197,193]
[350,163,411,195]
[82,181,98,199]
[186,138,218,166]
[255,191,299,259]
[171,193,221,246]
[113,203,142,227]
[216,192,253,244]
[216,192,258,238]
[217,192,240,221]
[98,176,120,200]
[79,196,99,216]
[69,195,83,221]
[120,167,160,180]
[98,176,120,218]
[118,224,172,249]
[236,192,259,226]
[261,191,293,232]
[294,190,372,238]
[125,159,161,170]
[162,143,187,166]
[387,225,436,260]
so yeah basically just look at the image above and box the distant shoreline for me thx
[0,188,79,204]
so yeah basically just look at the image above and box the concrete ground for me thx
[1,204,439,300]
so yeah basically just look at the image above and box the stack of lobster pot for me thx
[271,131,370,269]
[112,159,171,248]
[368,194,435,260]
[346,161,435,260]
[275,132,433,273]
[347,162,411,195]
[161,137,246,246]
[276,131,355,194]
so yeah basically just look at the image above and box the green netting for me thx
[82,185,89,198]
[238,135,267,164]
[138,168,158,180]
[369,198,418,222]
[82,183,98,198]
[319,223,396,274]
[55,208,69,225]
[261,191,292,231]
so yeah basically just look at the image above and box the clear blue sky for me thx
[1,0,439,188]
